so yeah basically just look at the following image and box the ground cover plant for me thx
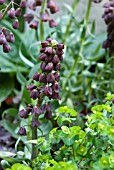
[0,0,114,170]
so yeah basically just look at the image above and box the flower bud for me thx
[52,83,60,93]
[54,72,60,81]
[45,102,52,112]
[0,0,5,5]
[26,104,33,113]
[45,62,53,71]
[40,62,47,72]
[19,109,28,118]
[36,0,43,6]
[51,92,60,100]
[20,0,26,8]
[41,12,49,22]
[28,1,36,11]
[59,55,63,61]
[3,43,11,53]
[24,13,34,23]
[44,85,52,96]
[40,48,45,53]
[39,53,46,61]
[2,28,7,36]
[32,120,41,128]
[0,33,6,45]
[41,104,46,112]
[12,20,19,29]
[0,11,3,20]
[30,89,40,100]
[41,41,49,48]
[33,106,42,114]
[45,55,52,62]
[47,74,55,84]
[44,111,52,119]
[52,55,59,64]
[29,20,39,30]
[7,8,15,19]
[47,38,53,43]
[15,8,22,17]
[56,49,64,56]
[44,47,53,54]
[47,0,56,9]
[39,74,47,83]
[57,43,64,50]
[50,6,59,14]
[54,63,61,71]
[32,72,40,81]
[49,19,58,28]
[18,127,26,136]
[6,33,15,43]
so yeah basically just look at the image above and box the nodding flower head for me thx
[18,38,64,137]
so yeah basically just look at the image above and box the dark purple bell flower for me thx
[33,106,42,115]
[32,120,41,128]
[15,8,22,17]
[6,33,15,43]
[7,8,15,19]
[47,73,55,84]
[39,74,47,83]
[20,0,26,8]
[12,20,19,29]
[30,89,40,100]
[18,127,26,136]
[3,43,11,53]
[0,33,6,45]
[44,111,52,119]
[19,109,28,119]
[0,0,6,5]
[44,85,52,96]
[45,62,53,71]
[33,72,40,81]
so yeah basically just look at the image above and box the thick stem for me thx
[40,0,47,41]
[63,0,79,44]
[31,97,44,160]
[63,0,92,89]
[31,114,38,160]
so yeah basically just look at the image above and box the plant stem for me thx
[31,97,44,160]
[63,0,92,89]
[40,0,47,41]
[2,2,11,19]
[63,0,79,44]
[31,114,38,160]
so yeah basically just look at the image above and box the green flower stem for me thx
[31,96,44,160]
[63,0,92,89]
[40,0,47,41]
[2,2,11,19]
[63,0,79,44]
[31,114,38,160]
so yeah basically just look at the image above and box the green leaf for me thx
[63,3,73,14]
[19,45,34,68]
[0,74,14,102]
[2,108,18,118]
[16,71,26,85]
[0,151,16,157]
